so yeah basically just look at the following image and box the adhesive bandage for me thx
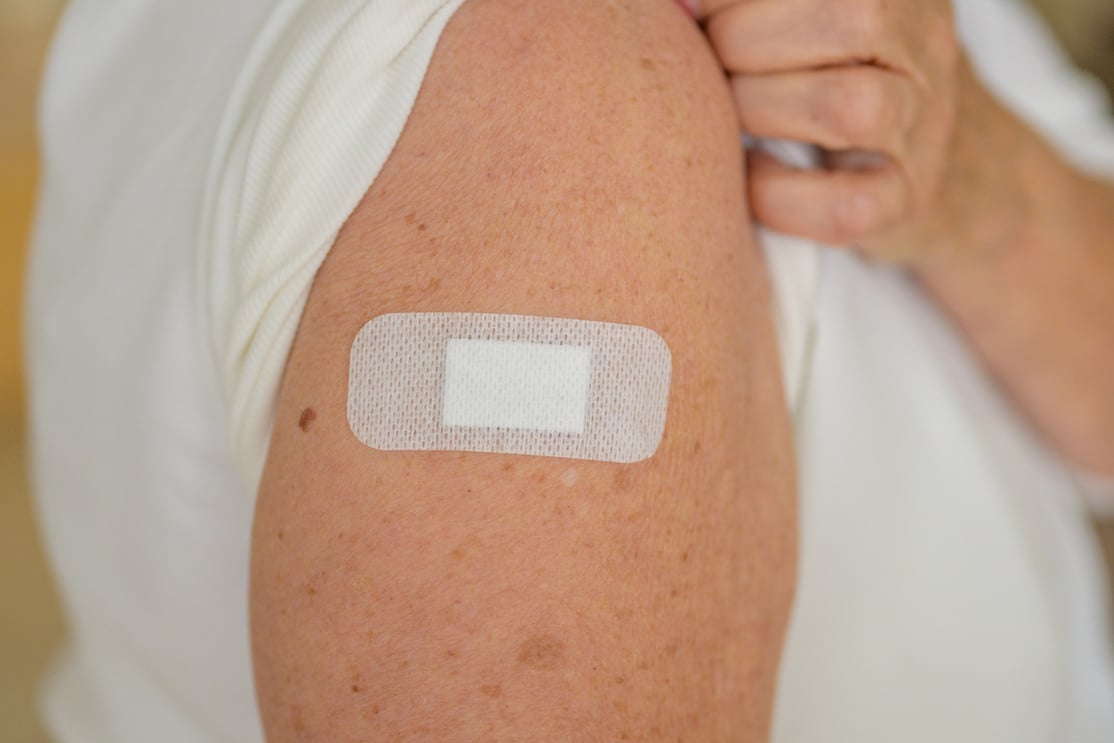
[347,313,672,463]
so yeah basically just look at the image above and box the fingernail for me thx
[675,0,699,18]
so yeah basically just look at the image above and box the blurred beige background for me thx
[1,1,1113,741]
[2,2,66,742]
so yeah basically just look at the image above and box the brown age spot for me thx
[613,468,633,491]
[640,57,656,71]
[480,684,502,698]
[517,634,566,671]
[427,277,441,292]
[298,408,317,432]
[450,549,465,561]
[405,212,417,224]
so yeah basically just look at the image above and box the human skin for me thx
[252,1,796,740]
[692,0,1114,475]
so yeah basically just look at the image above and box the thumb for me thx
[678,0,748,21]
[674,0,698,17]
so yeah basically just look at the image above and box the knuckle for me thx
[928,10,961,68]
[841,0,888,48]
[824,75,890,143]
[831,189,879,243]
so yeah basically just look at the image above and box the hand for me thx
[689,0,1114,473]
[691,0,1027,263]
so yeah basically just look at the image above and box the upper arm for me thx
[251,1,797,740]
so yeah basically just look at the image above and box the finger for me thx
[732,67,916,156]
[673,0,700,18]
[689,0,747,19]
[705,0,908,75]
[746,149,910,245]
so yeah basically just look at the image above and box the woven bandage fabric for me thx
[347,313,672,463]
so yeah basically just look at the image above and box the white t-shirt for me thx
[26,0,1114,741]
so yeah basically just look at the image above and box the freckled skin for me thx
[517,634,566,671]
[251,1,795,740]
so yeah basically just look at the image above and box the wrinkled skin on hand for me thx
[689,0,1024,264]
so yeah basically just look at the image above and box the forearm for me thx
[917,101,1114,474]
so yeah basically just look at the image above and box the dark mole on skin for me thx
[298,408,317,432]
[518,634,566,671]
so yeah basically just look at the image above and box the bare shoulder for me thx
[252,2,797,740]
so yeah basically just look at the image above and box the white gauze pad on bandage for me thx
[347,313,672,463]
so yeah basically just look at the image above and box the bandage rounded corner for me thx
[347,313,672,464]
